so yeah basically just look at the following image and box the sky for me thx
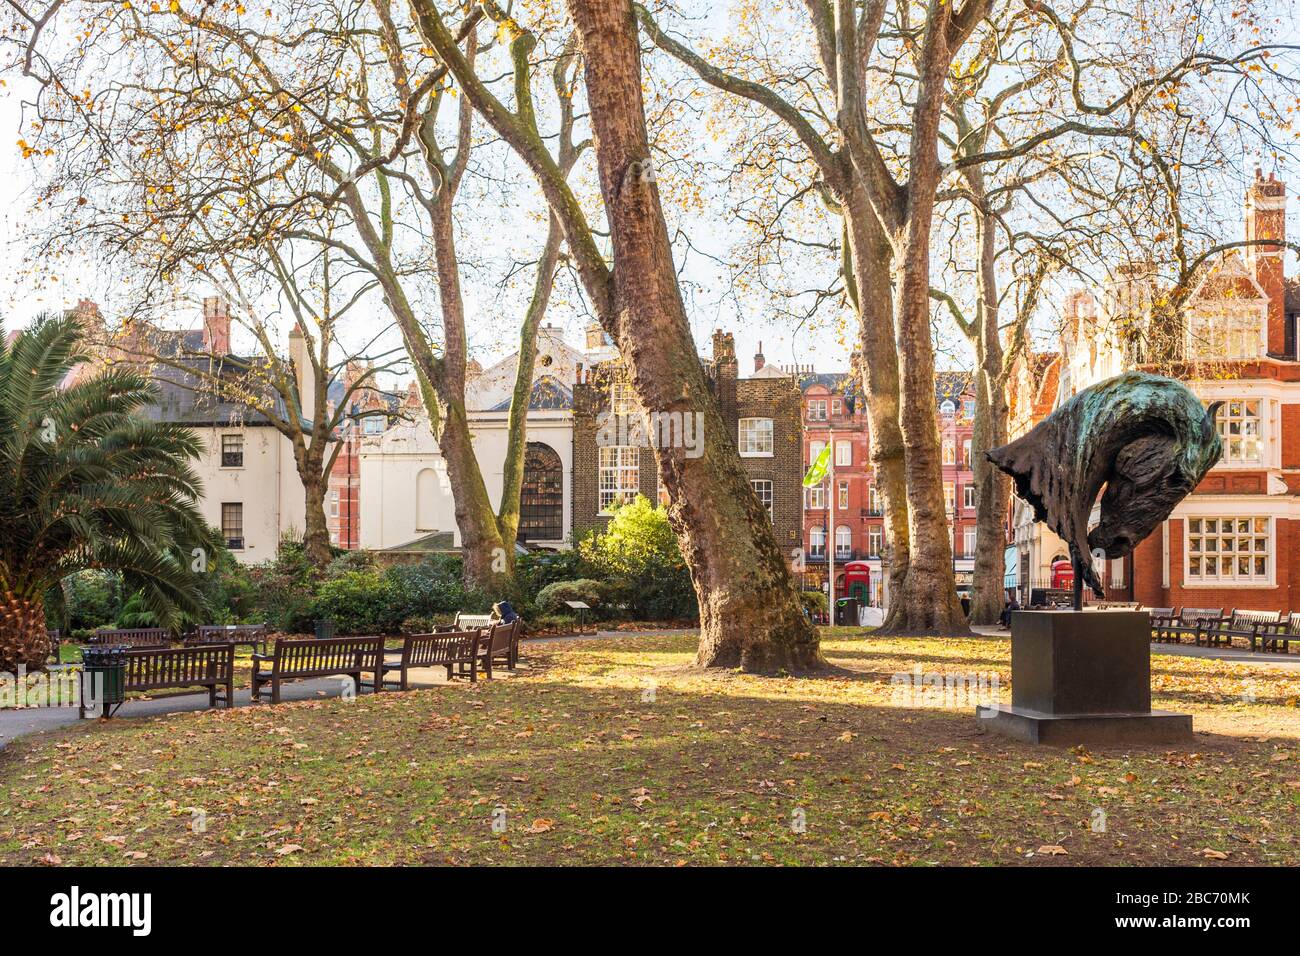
[2,1,1298,383]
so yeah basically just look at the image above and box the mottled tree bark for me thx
[566,0,820,672]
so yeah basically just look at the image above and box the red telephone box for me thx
[843,561,871,603]
[1050,559,1074,590]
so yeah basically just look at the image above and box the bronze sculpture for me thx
[987,371,1223,610]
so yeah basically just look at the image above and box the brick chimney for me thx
[753,340,765,373]
[202,295,232,356]
[1245,168,1287,355]
[585,322,608,351]
[711,328,736,366]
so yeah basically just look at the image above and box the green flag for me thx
[802,444,832,488]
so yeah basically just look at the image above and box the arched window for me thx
[519,443,564,542]
[416,467,442,531]
[809,526,826,557]
[835,525,853,558]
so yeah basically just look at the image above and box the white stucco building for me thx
[359,323,615,552]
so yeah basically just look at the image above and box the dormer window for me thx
[1187,308,1265,361]
[940,399,956,415]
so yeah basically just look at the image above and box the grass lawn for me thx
[2,628,1297,866]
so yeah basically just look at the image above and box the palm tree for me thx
[0,312,214,673]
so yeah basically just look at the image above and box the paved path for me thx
[0,666,490,751]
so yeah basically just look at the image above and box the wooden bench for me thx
[1147,607,1176,640]
[381,631,479,690]
[251,637,383,705]
[477,619,522,677]
[79,644,235,718]
[1027,588,1073,609]
[188,624,269,655]
[1153,607,1224,644]
[1198,609,1283,651]
[450,612,494,631]
[86,627,171,649]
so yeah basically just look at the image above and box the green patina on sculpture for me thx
[988,371,1223,610]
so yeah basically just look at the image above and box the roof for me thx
[137,355,287,427]
[488,374,573,412]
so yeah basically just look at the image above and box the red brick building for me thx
[1012,169,1300,613]
[797,364,977,603]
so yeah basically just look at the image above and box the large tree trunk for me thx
[566,0,820,672]
[0,588,49,675]
[880,19,969,635]
[840,182,911,616]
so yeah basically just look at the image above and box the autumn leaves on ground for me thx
[2,631,1297,866]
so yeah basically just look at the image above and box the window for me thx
[943,482,955,513]
[809,526,826,557]
[1213,399,1262,464]
[963,400,975,420]
[1188,310,1263,360]
[518,443,564,542]
[962,438,972,466]
[739,417,774,456]
[362,416,385,435]
[1186,516,1271,583]
[809,439,826,467]
[940,399,956,416]
[963,484,976,510]
[221,434,244,468]
[838,480,849,510]
[807,484,826,509]
[611,380,638,416]
[942,440,956,465]
[221,502,244,550]
[963,528,976,557]
[808,399,828,421]
[868,485,881,515]
[835,526,852,558]
[328,490,339,518]
[832,399,842,416]
[868,528,882,556]
[751,479,773,520]
[598,446,640,513]
[835,440,851,467]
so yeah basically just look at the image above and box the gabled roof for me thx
[488,374,573,411]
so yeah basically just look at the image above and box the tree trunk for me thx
[0,588,49,675]
[880,20,969,635]
[840,181,911,621]
[300,471,334,569]
[566,0,820,672]
[967,185,1011,626]
[439,398,513,588]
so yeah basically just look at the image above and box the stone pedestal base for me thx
[977,609,1193,747]
[976,704,1193,745]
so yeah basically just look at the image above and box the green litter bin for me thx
[80,645,128,718]
[314,620,335,641]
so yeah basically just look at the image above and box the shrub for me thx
[579,497,696,621]
[312,569,402,635]
[535,578,605,615]
[324,550,376,579]
[116,592,160,628]
[383,559,468,619]
[61,570,122,631]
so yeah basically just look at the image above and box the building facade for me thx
[359,323,616,553]
[798,367,977,603]
[1009,169,1300,612]
[571,330,803,552]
